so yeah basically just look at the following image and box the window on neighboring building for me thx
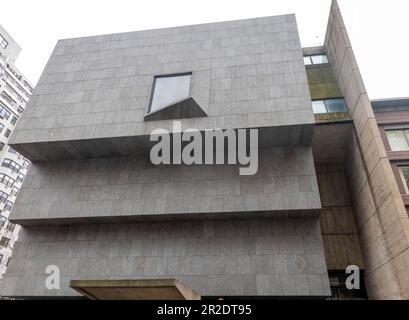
[0,34,8,49]
[11,116,17,125]
[0,123,4,133]
[0,142,4,151]
[0,191,7,203]
[386,130,409,151]
[303,54,329,65]
[16,173,24,182]
[0,103,11,120]
[4,129,11,138]
[312,98,348,114]
[0,236,10,247]
[398,165,409,194]
[11,186,19,196]
[22,160,30,169]
[6,222,15,232]
[0,253,3,263]
[4,200,13,211]
[148,73,192,114]
[0,215,6,228]
[0,174,15,188]
[17,106,24,114]
[2,158,21,173]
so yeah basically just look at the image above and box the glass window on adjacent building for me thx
[398,165,409,194]
[22,160,30,169]
[312,98,348,114]
[0,174,15,188]
[11,186,19,196]
[0,123,3,133]
[17,173,24,182]
[0,191,7,203]
[11,116,17,125]
[0,103,11,120]
[386,130,409,151]
[0,142,4,151]
[148,73,192,113]
[304,54,329,65]
[2,158,21,173]
[0,253,3,263]
[4,129,11,138]
[0,34,8,49]
[0,236,10,247]
[6,222,15,232]
[0,215,6,228]
[4,200,13,211]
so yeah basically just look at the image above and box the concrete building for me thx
[0,25,33,279]
[1,0,409,299]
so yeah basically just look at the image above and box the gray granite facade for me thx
[1,14,330,297]
[1,218,329,297]
[9,14,314,160]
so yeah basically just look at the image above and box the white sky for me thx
[2,0,408,99]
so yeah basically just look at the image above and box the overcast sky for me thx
[1,0,408,99]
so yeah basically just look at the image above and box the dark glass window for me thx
[2,158,21,173]
[0,236,10,247]
[0,215,6,228]
[149,73,192,113]
[0,174,15,188]
[0,103,11,120]
[4,200,13,211]
[0,191,7,203]
[6,222,15,232]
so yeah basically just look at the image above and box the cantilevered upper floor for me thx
[9,14,315,161]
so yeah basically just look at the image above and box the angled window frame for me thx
[146,72,193,115]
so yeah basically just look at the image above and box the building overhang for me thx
[312,119,353,164]
[69,279,201,300]
[10,124,315,162]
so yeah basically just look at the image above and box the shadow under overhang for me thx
[10,124,315,162]
[144,97,207,121]
[312,119,353,164]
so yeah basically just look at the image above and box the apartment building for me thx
[371,98,409,210]
[0,25,32,279]
[1,0,409,299]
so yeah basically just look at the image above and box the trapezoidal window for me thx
[148,73,192,114]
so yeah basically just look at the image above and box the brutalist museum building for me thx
[1,0,409,299]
